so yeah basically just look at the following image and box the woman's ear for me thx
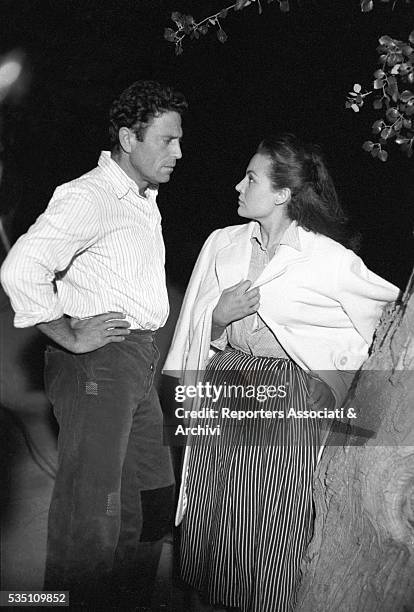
[275,187,291,205]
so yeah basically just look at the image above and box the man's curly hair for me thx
[109,80,188,150]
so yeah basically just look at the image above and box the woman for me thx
[164,134,399,611]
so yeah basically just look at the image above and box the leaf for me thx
[373,98,383,110]
[386,107,400,121]
[378,149,388,162]
[361,0,373,12]
[164,28,176,42]
[171,11,184,26]
[401,90,414,103]
[378,35,394,46]
[372,119,383,133]
[390,64,401,74]
[374,78,384,89]
[351,103,360,112]
[386,53,401,67]
[235,0,252,10]
[399,63,411,75]
[353,83,362,93]
[393,118,403,131]
[371,147,379,158]
[380,127,391,139]
[386,76,399,103]
[362,141,374,151]
[280,1,290,12]
[217,29,228,43]
[409,31,414,45]
[373,69,385,79]
[219,8,229,18]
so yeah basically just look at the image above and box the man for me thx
[1,80,187,608]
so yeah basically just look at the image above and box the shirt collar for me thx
[98,151,158,201]
[251,220,301,252]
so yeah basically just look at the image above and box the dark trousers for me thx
[43,331,175,609]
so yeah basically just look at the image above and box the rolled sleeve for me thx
[210,328,228,351]
[0,186,99,327]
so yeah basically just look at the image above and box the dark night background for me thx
[0,2,413,593]
[0,0,413,290]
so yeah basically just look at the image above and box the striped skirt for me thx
[180,349,320,612]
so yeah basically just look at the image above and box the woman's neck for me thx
[258,216,292,251]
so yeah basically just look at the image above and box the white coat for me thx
[163,221,400,524]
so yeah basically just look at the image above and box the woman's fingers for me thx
[245,289,260,308]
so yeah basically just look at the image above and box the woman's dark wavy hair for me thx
[109,80,188,150]
[257,134,359,250]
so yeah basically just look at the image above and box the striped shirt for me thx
[212,221,300,357]
[0,151,169,329]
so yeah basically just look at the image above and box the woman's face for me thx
[235,153,280,221]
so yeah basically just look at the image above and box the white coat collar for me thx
[214,221,315,290]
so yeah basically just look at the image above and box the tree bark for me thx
[296,275,414,612]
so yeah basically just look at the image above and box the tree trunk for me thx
[296,274,414,612]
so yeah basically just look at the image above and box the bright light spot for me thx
[0,52,25,101]
[0,59,22,90]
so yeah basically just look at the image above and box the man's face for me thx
[128,111,183,192]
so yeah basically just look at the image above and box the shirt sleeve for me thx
[0,185,99,327]
[210,327,228,351]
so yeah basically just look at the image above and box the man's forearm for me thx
[37,312,131,354]
[37,317,77,351]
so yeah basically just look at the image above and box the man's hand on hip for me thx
[37,312,131,353]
